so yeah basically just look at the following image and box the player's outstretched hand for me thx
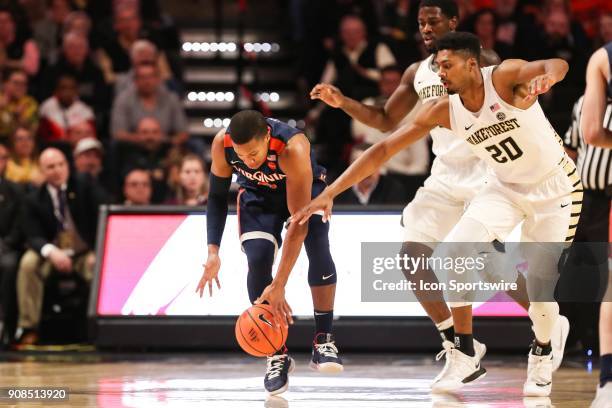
[524,74,554,102]
[310,83,344,108]
[196,253,221,297]
[290,189,334,225]
[254,283,294,328]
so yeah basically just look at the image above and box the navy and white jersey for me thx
[224,117,326,195]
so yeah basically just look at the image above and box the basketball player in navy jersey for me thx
[295,32,578,396]
[196,110,342,396]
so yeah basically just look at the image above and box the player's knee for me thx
[528,302,559,319]
[243,239,276,275]
[308,255,337,286]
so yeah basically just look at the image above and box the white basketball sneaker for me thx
[523,349,554,397]
[550,315,570,371]
[432,339,487,386]
[431,347,487,393]
[591,382,612,408]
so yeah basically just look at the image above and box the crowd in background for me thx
[296,0,612,178]
[0,0,611,347]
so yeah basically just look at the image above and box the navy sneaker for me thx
[264,349,295,396]
[310,333,343,373]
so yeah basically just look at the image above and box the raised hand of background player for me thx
[310,83,344,108]
[254,283,294,328]
[196,252,221,297]
[290,189,334,225]
[524,74,554,102]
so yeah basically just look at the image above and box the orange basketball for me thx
[235,304,287,357]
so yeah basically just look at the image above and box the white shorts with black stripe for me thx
[453,155,583,244]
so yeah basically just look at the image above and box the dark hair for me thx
[419,0,459,19]
[55,73,78,89]
[380,65,403,76]
[228,110,268,145]
[2,67,26,83]
[435,31,481,60]
[122,166,151,186]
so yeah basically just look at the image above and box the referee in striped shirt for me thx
[565,94,612,217]
[562,94,612,352]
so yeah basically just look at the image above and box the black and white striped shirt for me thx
[564,95,612,191]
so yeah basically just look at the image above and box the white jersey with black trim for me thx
[448,66,566,184]
[413,54,481,171]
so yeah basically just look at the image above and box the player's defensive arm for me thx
[582,48,612,148]
[493,58,569,96]
[310,63,420,132]
[292,99,448,225]
[326,99,446,198]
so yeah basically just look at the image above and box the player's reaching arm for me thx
[310,62,420,132]
[254,134,313,327]
[291,98,450,225]
[196,129,232,297]
[581,48,612,148]
[492,58,569,104]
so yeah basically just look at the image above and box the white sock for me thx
[435,316,454,331]
[528,302,559,344]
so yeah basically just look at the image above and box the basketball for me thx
[235,304,287,357]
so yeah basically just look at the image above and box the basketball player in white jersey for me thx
[296,32,581,396]
[310,0,568,391]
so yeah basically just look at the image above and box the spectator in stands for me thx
[5,127,43,187]
[491,0,539,59]
[296,0,380,103]
[122,167,152,205]
[530,6,590,131]
[117,116,174,203]
[335,143,407,205]
[15,147,105,345]
[320,14,396,101]
[39,32,109,115]
[97,2,166,85]
[0,68,38,142]
[350,65,429,202]
[38,74,95,143]
[462,8,513,60]
[0,8,40,77]
[73,137,103,180]
[114,39,176,96]
[597,12,612,47]
[312,14,396,175]
[0,141,23,345]
[72,137,111,197]
[166,154,208,206]
[62,11,92,41]
[111,63,188,149]
[66,120,96,148]
[32,0,73,65]
[374,0,420,68]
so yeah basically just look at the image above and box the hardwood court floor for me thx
[0,352,601,407]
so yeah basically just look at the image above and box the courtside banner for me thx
[96,212,530,317]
